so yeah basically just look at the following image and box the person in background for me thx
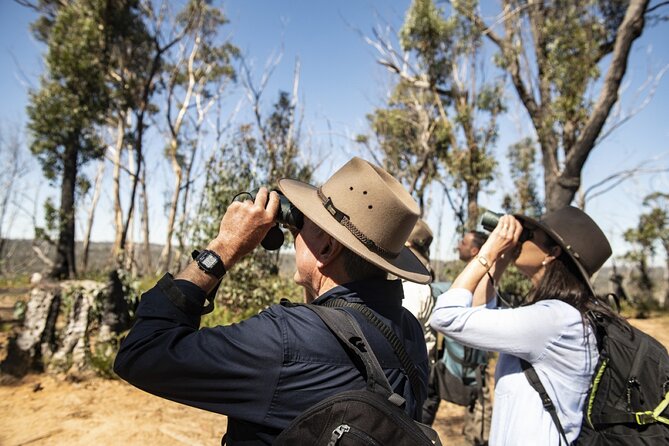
[114,157,431,445]
[402,219,437,356]
[418,230,493,445]
[452,230,494,445]
[430,207,622,445]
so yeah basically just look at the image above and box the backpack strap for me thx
[302,304,403,403]
[323,298,423,401]
[520,359,570,446]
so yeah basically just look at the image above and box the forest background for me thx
[0,2,668,443]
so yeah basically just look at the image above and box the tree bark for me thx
[50,142,78,279]
[48,280,103,374]
[82,158,106,272]
[140,167,151,275]
[1,281,60,376]
[111,115,126,259]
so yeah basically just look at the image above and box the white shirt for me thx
[402,281,437,358]
[430,288,598,445]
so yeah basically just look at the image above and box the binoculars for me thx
[237,189,304,251]
[480,210,532,243]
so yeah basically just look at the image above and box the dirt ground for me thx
[1,312,667,446]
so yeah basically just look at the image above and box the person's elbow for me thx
[113,344,133,381]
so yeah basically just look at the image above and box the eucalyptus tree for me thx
[455,0,652,211]
[501,137,544,216]
[157,0,239,273]
[27,0,115,279]
[366,0,504,230]
[624,192,669,312]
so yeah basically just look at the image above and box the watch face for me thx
[201,254,218,269]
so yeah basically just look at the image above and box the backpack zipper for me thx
[328,423,383,445]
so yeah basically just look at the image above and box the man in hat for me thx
[114,157,431,445]
[402,219,437,355]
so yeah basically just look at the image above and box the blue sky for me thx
[1,0,668,264]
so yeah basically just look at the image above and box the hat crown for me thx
[320,158,419,256]
[540,206,611,277]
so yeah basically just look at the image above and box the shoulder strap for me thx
[323,299,422,400]
[304,304,405,405]
[520,359,570,446]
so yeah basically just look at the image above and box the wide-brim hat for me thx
[278,157,431,284]
[407,219,433,270]
[515,206,611,296]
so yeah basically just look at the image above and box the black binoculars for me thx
[480,210,533,243]
[236,189,304,251]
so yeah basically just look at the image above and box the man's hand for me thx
[176,188,280,293]
[208,187,280,268]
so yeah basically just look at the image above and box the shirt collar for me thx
[312,278,405,309]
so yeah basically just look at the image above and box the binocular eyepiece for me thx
[479,210,532,243]
[237,189,304,251]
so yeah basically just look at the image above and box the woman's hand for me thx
[478,215,523,264]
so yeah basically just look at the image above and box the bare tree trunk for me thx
[82,158,106,272]
[158,35,200,273]
[140,167,151,275]
[48,280,104,374]
[111,115,126,259]
[125,143,136,273]
[1,281,60,376]
[50,142,78,279]
[158,154,182,273]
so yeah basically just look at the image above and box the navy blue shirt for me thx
[114,275,428,445]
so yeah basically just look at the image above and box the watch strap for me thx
[192,249,226,279]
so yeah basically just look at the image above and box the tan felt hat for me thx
[278,157,431,284]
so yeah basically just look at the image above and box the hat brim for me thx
[278,179,431,284]
[515,214,597,296]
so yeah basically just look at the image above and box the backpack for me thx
[436,337,489,407]
[274,304,441,446]
[523,312,669,445]
[430,282,489,408]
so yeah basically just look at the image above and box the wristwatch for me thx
[191,249,226,279]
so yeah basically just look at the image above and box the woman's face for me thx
[514,227,553,283]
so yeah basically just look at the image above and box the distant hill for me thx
[1,238,666,307]
[0,239,164,277]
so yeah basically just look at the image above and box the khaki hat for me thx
[516,206,611,296]
[278,157,431,284]
[406,219,433,269]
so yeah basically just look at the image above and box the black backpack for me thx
[522,312,669,445]
[274,304,441,446]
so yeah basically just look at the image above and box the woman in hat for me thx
[430,206,623,445]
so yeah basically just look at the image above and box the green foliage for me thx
[369,0,503,228]
[366,82,450,207]
[34,197,59,244]
[188,89,313,325]
[437,260,531,308]
[502,138,544,216]
[497,265,533,307]
[202,272,303,327]
[90,334,123,379]
[623,193,669,316]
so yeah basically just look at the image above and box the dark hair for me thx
[340,248,387,281]
[529,239,625,326]
[468,231,488,250]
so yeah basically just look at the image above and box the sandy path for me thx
[0,316,666,446]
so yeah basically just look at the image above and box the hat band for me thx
[317,187,400,259]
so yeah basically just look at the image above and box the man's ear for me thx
[471,246,480,257]
[316,235,344,268]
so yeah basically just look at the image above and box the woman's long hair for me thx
[528,239,625,326]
